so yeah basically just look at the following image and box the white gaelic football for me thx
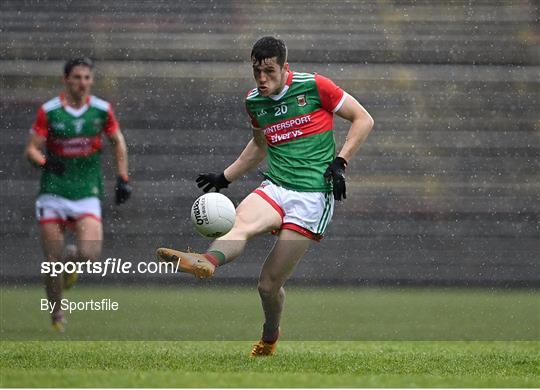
[190,193,236,238]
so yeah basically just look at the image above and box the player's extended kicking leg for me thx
[251,229,311,357]
[40,222,66,331]
[156,192,282,278]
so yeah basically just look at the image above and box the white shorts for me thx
[253,180,334,241]
[35,194,102,226]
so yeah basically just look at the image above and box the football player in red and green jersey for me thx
[24,58,131,331]
[157,37,373,355]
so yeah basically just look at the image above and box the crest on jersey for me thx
[73,119,85,134]
[93,118,103,130]
[296,94,307,107]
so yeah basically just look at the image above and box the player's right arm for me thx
[25,106,66,175]
[25,132,65,175]
[223,128,266,182]
[24,133,47,167]
[25,106,48,167]
[196,128,267,193]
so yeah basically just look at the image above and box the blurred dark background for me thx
[1,0,538,286]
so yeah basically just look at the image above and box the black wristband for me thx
[217,172,231,187]
[335,157,348,169]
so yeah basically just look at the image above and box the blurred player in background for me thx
[24,58,132,331]
[157,37,373,355]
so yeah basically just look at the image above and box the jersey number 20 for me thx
[274,104,288,116]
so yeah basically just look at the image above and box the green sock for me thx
[206,250,227,266]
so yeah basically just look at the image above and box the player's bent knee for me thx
[227,214,263,240]
[77,245,101,262]
[257,280,282,297]
[78,250,100,262]
[220,225,249,241]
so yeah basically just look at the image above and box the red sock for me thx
[203,253,220,267]
[203,250,227,267]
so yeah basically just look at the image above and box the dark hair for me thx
[64,57,94,76]
[251,36,287,67]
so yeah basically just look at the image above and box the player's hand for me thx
[324,157,347,201]
[115,175,132,205]
[196,172,230,193]
[42,157,65,176]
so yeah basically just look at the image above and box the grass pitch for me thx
[1,285,538,387]
[2,285,538,340]
[1,341,538,387]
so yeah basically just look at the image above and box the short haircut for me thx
[251,36,287,67]
[64,57,94,76]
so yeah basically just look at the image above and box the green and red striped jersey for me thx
[245,71,346,192]
[31,93,119,200]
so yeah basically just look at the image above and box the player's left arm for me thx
[324,93,374,200]
[107,130,129,180]
[107,130,132,205]
[335,94,374,162]
[103,101,130,204]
